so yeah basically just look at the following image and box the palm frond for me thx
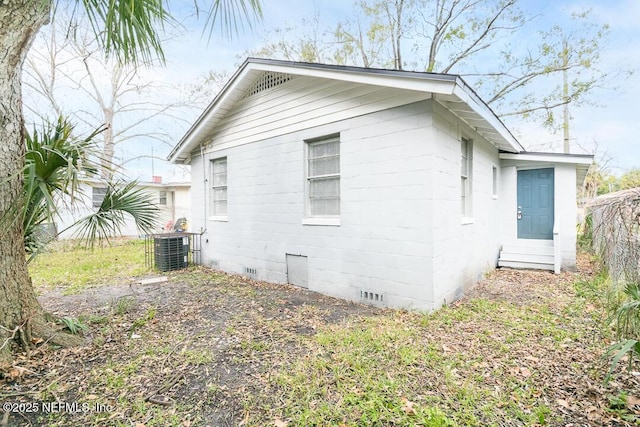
[202,0,263,40]
[72,181,159,248]
[23,117,104,258]
[74,0,263,66]
[77,0,170,65]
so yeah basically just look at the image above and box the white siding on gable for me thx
[205,76,430,153]
[196,100,437,309]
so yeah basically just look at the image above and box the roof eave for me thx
[168,58,255,164]
[499,152,594,165]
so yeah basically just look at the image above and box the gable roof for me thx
[168,58,525,164]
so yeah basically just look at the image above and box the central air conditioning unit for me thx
[153,235,189,271]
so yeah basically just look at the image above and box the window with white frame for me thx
[460,137,473,216]
[211,157,227,217]
[92,186,107,208]
[307,136,340,217]
[492,166,498,198]
[159,191,167,205]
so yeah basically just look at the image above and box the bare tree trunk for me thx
[101,107,115,180]
[0,1,82,367]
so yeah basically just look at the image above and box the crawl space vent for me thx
[361,290,384,302]
[243,266,258,278]
[243,72,293,98]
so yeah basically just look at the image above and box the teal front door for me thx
[517,168,554,239]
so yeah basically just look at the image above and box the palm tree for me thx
[23,117,159,261]
[0,0,262,366]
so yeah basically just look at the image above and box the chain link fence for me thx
[588,188,640,285]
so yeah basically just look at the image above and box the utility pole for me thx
[563,38,570,154]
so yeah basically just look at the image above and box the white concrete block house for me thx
[168,58,592,311]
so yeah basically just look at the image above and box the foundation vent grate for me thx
[243,266,258,277]
[361,290,384,302]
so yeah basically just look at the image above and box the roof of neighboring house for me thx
[80,177,190,189]
[140,181,191,189]
[168,57,526,164]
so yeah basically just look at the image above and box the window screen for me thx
[211,158,227,216]
[461,138,472,216]
[92,186,107,208]
[307,137,340,216]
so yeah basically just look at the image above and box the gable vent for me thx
[243,72,293,98]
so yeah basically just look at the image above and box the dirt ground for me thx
[1,255,640,426]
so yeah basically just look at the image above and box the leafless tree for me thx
[23,12,195,180]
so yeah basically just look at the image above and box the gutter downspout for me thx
[200,143,207,236]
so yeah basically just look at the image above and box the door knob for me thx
[517,206,522,220]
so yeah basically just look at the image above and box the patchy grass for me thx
[3,254,639,426]
[29,238,151,294]
[245,296,595,426]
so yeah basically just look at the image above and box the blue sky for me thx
[155,0,639,177]
[26,0,639,181]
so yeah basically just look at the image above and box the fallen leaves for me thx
[273,417,288,427]
[1,253,637,426]
[627,395,640,408]
[401,397,416,415]
[508,366,532,378]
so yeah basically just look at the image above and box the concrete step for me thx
[498,243,555,271]
[498,259,554,271]
[499,252,554,265]
[500,245,554,256]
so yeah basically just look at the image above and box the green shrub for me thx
[606,281,640,379]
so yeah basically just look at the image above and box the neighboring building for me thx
[56,178,191,238]
[168,58,592,311]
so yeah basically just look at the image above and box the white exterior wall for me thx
[158,185,191,231]
[193,100,437,310]
[555,164,578,269]
[173,187,191,221]
[429,103,502,309]
[56,184,94,239]
[499,165,518,244]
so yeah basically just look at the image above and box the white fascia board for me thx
[499,152,594,165]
